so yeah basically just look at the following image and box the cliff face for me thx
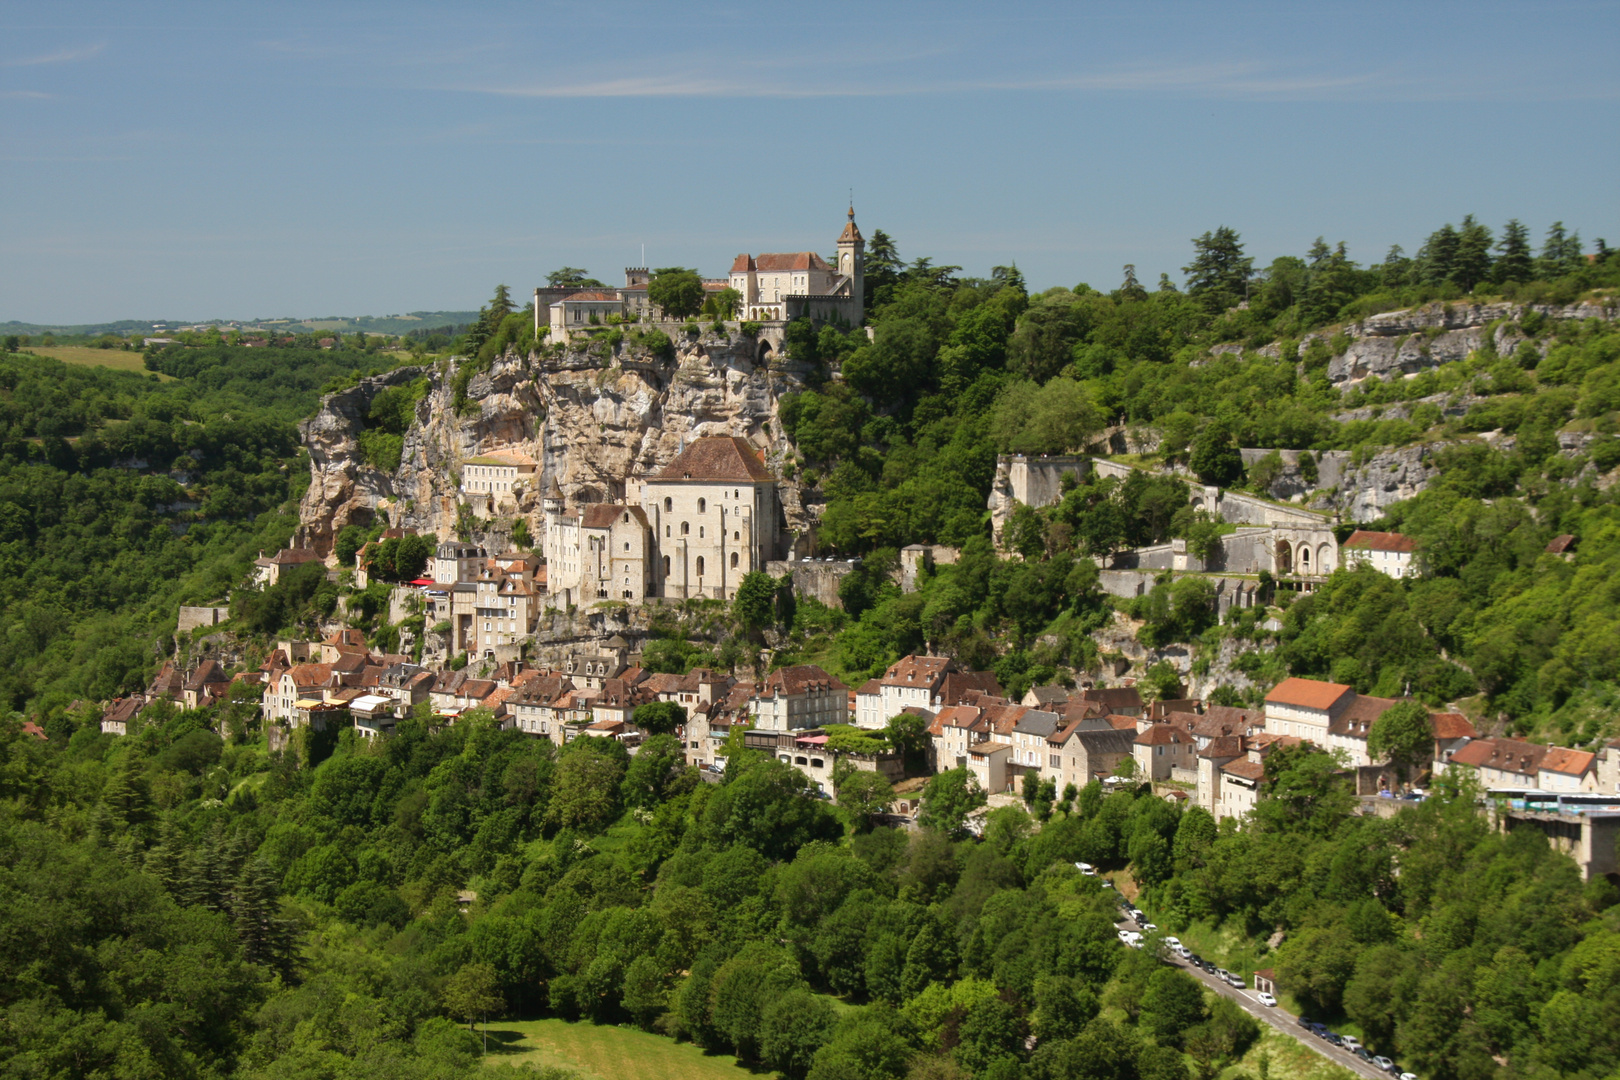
[1325,299,1617,386]
[296,332,815,557]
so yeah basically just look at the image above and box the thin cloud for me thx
[2,43,105,67]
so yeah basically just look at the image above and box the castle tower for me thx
[836,205,865,315]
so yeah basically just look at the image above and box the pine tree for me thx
[144,818,186,896]
[1452,215,1494,291]
[1119,264,1148,301]
[233,857,296,974]
[1381,245,1412,288]
[1538,222,1583,278]
[1417,223,1460,285]
[101,752,152,829]
[1182,226,1252,311]
[1493,220,1533,283]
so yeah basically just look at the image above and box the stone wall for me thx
[766,559,858,608]
[178,606,231,634]
[899,545,960,593]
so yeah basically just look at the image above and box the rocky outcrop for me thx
[296,331,815,557]
[1315,444,1446,522]
[1326,298,1617,386]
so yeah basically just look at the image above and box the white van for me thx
[1076,862,1097,876]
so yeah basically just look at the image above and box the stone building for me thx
[461,451,537,516]
[639,436,781,601]
[729,207,865,325]
[541,486,653,607]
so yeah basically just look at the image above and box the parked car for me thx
[1256,991,1278,1007]
[1215,968,1232,982]
[1400,1073,1418,1080]
[1373,1057,1395,1073]
[1117,929,1138,944]
[1341,1036,1362,1053]
[1140,922,1158,933]
[1100,879,1114,889]
[1225,972,1246,989]
[1354,1048,1374,1063]
[1075,861,1097,876]
[1162,936,1181,948]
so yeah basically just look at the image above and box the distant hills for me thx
[0,311,483,337]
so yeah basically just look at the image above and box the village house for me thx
[1445,737,1549,788]
[1263,677,1356,742]
[461,450,538,502]
[1046,715,1138,791]
[750,664,850,732]
[1133,719,1198,781]
[1341,530,1419,578]
[253,547,322,587]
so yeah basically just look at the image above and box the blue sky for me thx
[3,0,1617,324]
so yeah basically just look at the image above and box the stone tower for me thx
[837,205,865,315]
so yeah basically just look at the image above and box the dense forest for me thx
[4,704,1618,1080]
[0,342,418,716]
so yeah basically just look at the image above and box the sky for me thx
[2,0,1617,325]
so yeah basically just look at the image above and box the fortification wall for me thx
[178,606,231,634]
[767,559,858,608]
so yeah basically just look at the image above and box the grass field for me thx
[29,345,167,376]
[1223,1026,1360,1080]
[482,1018,769,1080]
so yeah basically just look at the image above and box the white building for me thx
[462,451,537,501]
[1342,530,1418,578]
[729,207,865,324]
[1262,677,1355,743]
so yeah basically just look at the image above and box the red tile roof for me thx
[656,436,774,482]
[1221,759,1266,781]
[562,291,620,302]
[1344,530,1417,553]
[1545,534,1576,554]
[735,252,833,273]
[1430,712,1477,740]
[1265,677,1353,711]
[758,664,848,697]
[1540,747,1596,777]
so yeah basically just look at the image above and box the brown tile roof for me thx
[1332,694,1402,737]
[938,670,1002,705]
[268,547,322,565]
[184,660,228,691]
[1135,724,1188,746]
[1024,685,1071,706]
[656,436,774,482]
[1448,737,1547,776]
[1192,706,1262,739]
[759,664,847,697]
[325,628,367,648]
[745,252,833,273]
[1344,530,1417,553]
[286,663,334,688]
[1430,713,1477,740]
[934,704,982,730]
[1265,677,1353,711]
[1221,759,1267,781]
[857,678,882,695]
[1199,735,1245,760]
[970,740,1011,756]
[977,704,1029,737]
[562,291,620,302]
[1545,533,1576,554]
[881,655,955,688]
[580,503,649,529]
[1540,747,1596,777]
[1103,714,1139,732]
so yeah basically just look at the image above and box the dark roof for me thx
[656,436,774,482]
[1546,534,1577,554]
[1013,710,1061,738]
[580,503,649,529]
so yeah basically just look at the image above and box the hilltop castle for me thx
[545,208,866,341]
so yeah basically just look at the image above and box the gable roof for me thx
[1430,712,1477,740]
[881,655,955,689]
[1344,530,1417,553]
[758,664,847,697]
[1545,533,1576,554]
[1221,759,1267,781]
[655,436,774,483]
[560,291,620,303]
[1265,677,1354,711]
[1448,737,1547,775]
[937,670,1002,705]
[580,503,649,529]
[737,252,833,273]
[1540,747,1596,777]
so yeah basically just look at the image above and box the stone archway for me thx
[756,338,773,364]
[1297,543,1312,573]
[1275,539,1293,575]
[1318,543,1335,574]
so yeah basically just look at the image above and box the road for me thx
[1114,908,1400,1080]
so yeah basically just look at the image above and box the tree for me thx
[546,737,627,831]
[1190,420,1242,487]
[760,988,837,1078]
[706,287,742,321]
[1493,220,1534,284]
[1367,700,1433,781]
[1140,967,1206,1046]
[443,961,502,1031]
[1452,215,1494,292]
[917,768,986,838]
[733,571,779,632]
[632,700,686,737]
[648,267,704,320]
[835,767,894,831]
[1183,226,1253,312]
[548,267,605,288]
[623,733,686,809]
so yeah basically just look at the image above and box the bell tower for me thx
[836,204,865,316]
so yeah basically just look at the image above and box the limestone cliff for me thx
[1325,298,1617,386]
[296,332,817,557]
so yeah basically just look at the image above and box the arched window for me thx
[699,526,704,538]
[698,498,706,513]
[623,541,630,551]
[662,555,670,575]
[664,497,672,512]
[681,522,689,535]
[696,556,705,577]
[733,530,740,541]
[666,525,671,537]
[730,552,739,568]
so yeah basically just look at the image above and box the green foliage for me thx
[648,267,704,320]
